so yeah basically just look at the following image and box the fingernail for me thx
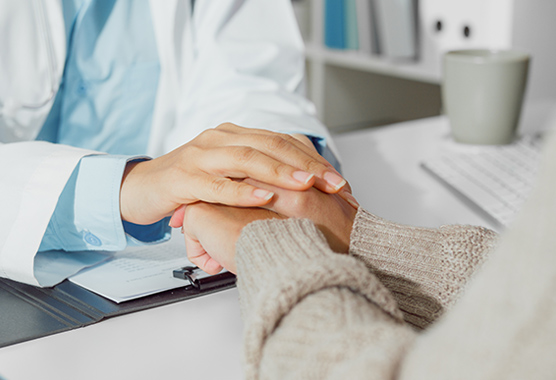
[344,192,360,209]
[324,172,347,191]
[253,188,274,201]
[292,171,314,185]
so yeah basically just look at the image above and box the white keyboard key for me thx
[422,137,541,227]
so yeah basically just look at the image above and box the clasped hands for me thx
[120,123,359,275]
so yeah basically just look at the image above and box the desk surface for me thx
[0,116,498,380]
[333,116,498,231]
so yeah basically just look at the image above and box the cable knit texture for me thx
[236,218,412,380]
[233,130,556,379]
[349,208,497,329]
[400,131,556,379]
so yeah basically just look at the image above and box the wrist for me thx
[119,159,147,223]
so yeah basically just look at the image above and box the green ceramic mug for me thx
[442,49,530,145]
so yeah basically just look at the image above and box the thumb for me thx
[184,233,224,275]
[169,205,187,228]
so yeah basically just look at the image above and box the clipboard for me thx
[0,268,236,348]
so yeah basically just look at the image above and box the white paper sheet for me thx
[69,232,192,303]
[34,250,112,287]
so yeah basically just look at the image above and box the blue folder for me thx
[325,0,346,49]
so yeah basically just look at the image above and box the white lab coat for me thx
[0,0,332,285]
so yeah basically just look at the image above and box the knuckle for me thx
[269,163,284,178]
[234,182,251,199]
[208,178,247,205]
[200,125,233,141]
[209,177,229,197]
[216,122,239,131]
[265,135,290,151]
[291,133,311,146]
[232,146,258,164]
[196,128,218,143]
[303,158,324,174]
[281,133,298,144]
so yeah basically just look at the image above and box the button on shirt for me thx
[38,0,170,252]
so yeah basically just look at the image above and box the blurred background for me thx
[291,0,556,133]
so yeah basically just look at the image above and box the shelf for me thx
[297,0,442,130]
[304,43,440,85]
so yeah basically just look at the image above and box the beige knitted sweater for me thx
[235,133,556,379]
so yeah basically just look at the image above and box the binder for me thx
[324,0,346,49]
[374,0,418,59]
[356,0,380,55]
[344,0,359,50]
[0,268,236,348]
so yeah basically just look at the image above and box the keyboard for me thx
[422,137,542,227]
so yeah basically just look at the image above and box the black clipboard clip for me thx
[173,266,236,291]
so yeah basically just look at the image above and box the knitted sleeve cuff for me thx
[349,208,498,329]
[235,218,404,377]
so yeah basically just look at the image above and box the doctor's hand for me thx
[120,123,345,225]
[181,203,285,274]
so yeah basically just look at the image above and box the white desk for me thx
[0,116,498,380]
[333,116,498,231]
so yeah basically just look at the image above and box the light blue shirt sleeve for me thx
[39,155,171,253]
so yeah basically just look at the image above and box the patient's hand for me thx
[181,204,284,274]
[182,181,358,275]
[251,179,358,253]
[181,177,359,274]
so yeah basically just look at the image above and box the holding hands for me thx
[119,123,346,225]
[181,182,358,274]
[180,204,284,274]
[118,122,359,274]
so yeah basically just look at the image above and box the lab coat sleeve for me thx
[148,0,339,162]
[0,143,172,286]
[38,155,171,253]
[0,141,96,285]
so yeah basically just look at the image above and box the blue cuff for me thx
[39,155,171,252]
[123,217,171,245]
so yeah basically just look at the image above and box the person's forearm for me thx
[236,218,415,379]
[349,208,498,329]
